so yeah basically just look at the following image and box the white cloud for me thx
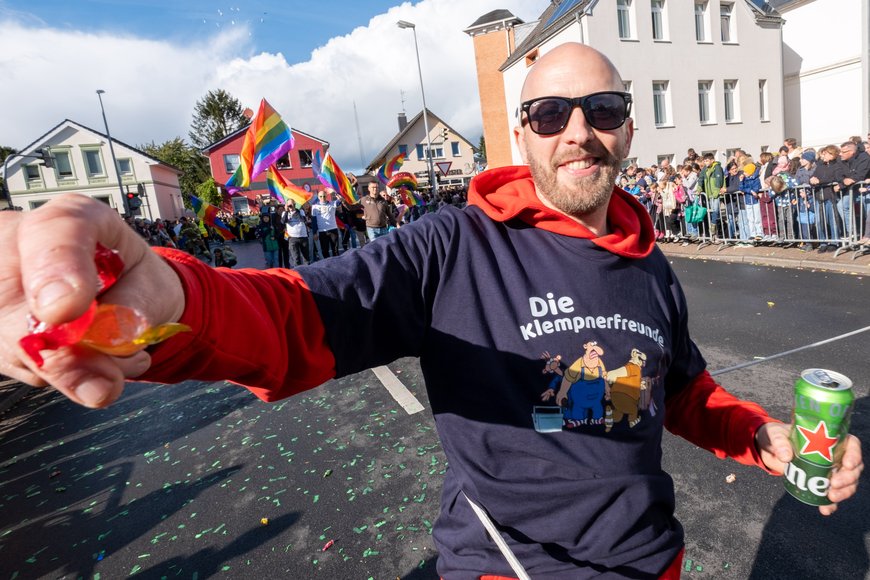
[0,0,548,172]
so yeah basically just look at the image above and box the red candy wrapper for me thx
[19,243,189,366]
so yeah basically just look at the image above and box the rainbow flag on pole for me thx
[376,152,408,185]
[318,153,358,204]
[189,195,236,240]
[266,165,310,207]
[226,98,295,193]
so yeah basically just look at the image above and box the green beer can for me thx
[784,369,854,506]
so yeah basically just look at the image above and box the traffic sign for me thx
[435,161,452,176]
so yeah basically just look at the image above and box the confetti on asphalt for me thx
[767,301,775,308]
[260,517,269,525]
[322,539,334,551]
[725,473,736,483]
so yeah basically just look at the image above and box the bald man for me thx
[0,43,861,579]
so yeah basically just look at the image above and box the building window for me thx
[617,0,633,39]
[695,1,709,41]
[24,164,41,181]
[83,149,104,177]
[53,150,74,179]
[231,196,248,214]
[657,154,673,166]
[29,200,48,210]
[224,154,240,173]
[652,81,671,127]
[698,81,714,124]
[651,0,667,41]
[398,144,408,157]
[299,149,313,168]
[416,144,425,160]
[720,3,734,43]
[451,142,461,157]
[623,81,636,127]
[758,79,769,121]
[426,146,445,159]
[94,195,112,207]
[724,80,739,122]
[622,157,638,169]
[275,153,292,169]
[725,147,740,161]
[117,158,133,176]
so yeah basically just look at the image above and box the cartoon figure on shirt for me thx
[604,348,648,432]
[547,341,607,426]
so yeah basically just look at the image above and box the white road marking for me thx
[371,366,425,415]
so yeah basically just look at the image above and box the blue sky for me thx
[2,0,403,61]
[0,0,549,172]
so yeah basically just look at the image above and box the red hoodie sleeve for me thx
[141,248,336,402]
[664,369,781,472]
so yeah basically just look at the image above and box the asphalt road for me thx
[0,249,867,579]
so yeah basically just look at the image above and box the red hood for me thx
[467,166,655,259]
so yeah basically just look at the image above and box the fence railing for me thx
[648,180,870,260]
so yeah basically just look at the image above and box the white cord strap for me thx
[462,491,532,580]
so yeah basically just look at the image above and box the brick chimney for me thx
[464,10,522,169]
[398,112,408,132]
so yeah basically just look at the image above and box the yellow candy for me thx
[79,303,190,356]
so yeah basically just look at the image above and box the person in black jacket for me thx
[809,145,847,252]
[837,141,870,239]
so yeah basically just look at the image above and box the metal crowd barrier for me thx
[655,180,870,260]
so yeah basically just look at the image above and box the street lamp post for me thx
[96,90,127,213]
[397,20,438,196]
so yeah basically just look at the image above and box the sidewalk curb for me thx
[659,244,870,276]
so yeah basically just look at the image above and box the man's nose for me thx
[561,105,593,146]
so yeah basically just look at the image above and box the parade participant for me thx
[310,189,341,257]
[360,181,394,240]
[0,43,861,580]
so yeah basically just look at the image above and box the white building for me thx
[4,119,185,219]
[774,0,870,148]
[470,0,786,168]
[367,110,479,191]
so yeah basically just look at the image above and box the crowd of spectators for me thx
[124,182,469,269]
[126,133,870,265]
[617,135,870,252]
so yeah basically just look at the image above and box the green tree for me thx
[139,138,210,199]
[194,177,224,208]
[0,146,17,164]
[476,135,486,164]
[189,89,248,150]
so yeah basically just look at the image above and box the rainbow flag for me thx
[266,165,309,207]
[226,99,295,193]
[376,152,408,185]
[398,188,417,207]
[189,195,236,240]
[387,171,418,191]
[319,153,358,204]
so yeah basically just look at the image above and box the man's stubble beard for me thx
[528,143,624,218]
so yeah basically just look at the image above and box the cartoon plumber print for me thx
[538,343,655,433]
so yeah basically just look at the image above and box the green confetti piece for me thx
[313,495,320,503]
[684,559,693,572]
[362,548,380,558]
[130,565,141,574]
[353,525,368,534]
[323,469,333,478]
[696,565,703,571]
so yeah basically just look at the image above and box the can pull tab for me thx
[813,369,839,389]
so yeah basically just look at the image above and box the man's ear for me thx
[623,117,634,156]
[513,125,529,165]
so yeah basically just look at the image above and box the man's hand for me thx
[0,194,185,408]
[756,422,863,516]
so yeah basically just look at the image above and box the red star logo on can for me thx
[796,420,839,462]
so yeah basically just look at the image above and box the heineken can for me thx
[783,369,854,506]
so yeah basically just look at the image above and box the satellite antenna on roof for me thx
[400,89,407,113]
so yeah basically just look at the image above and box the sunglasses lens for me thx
[528,98,571,135]
[584,93,628,130]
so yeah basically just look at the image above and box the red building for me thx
[202,126,329,214]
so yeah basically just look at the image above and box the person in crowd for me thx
[697,153,724,239]
[796,150,816,185]
[257,213,279,268]
[685,148,699,164]
[360,181,394,240]
[311,189,341,258]
[660,174,678,241]
[739,161,763,241]
[178,216,211,261]
[773,157,800,242]
[784,137,801,159]
[283,202,310,268]
[1,43,861,580]
[773,147,791,176]
[837,140,870,239]
[809,145,847,253]
[722,161,742,241]
[213,244,237,268]
[273,204,291,268]
[755,152,777,241]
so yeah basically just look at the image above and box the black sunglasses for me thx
[520,91,632,135]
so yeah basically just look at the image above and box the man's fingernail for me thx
[76,380,107,407]
[37,280,73,311]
